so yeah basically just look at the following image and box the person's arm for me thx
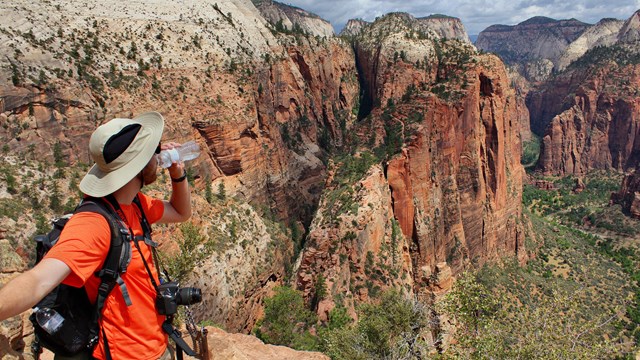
[0,258,70,320]
[159,142,191,223]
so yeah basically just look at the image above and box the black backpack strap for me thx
[81,194,162,356]
[74,197,133,349]
[103,194,165,287]
[102,328,113,360]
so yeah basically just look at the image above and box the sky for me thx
[280,0,640,35]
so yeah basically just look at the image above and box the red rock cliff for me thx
[612,170,640,218]
[296,16,526,316]
[0,0,358,337]
[530,63,640,175]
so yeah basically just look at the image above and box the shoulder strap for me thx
[103,194,165,286]
[74,197,133,349]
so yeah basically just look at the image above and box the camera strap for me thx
[162,321,197,358]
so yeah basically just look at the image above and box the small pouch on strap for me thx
[118,236,132,272]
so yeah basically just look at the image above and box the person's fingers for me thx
[160,142,181,150]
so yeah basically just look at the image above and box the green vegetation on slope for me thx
[521,134,541,169]
[257,171,640,358]
[523,172,639,234]
[444,270,622,359]
[0,155,86,266]
[569,45,640,70]
[512,172,640,353]
[255,286,432,359]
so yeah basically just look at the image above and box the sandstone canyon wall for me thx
[0,1,527,357]
[0,0,358,352]
[526,11,640,175]
[295,13,526,317]
[253,0,335,37]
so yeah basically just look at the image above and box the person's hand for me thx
[161,142,186,179]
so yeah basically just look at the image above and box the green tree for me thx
[442,271,499,337]
[35,212,49,235]
[163,222,209,283]
[3,169,17,194]
[11,63,21,86]
[217,181,226,200]
[127,41,138,60]
[53,141,66,168]
[38,70,48,86]
[312,274,327,310]
[205,180,213,204]
[254,286,319,350]
[49,181,63,212]
[324,305,352,331]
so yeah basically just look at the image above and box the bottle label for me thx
[37,308,65,334]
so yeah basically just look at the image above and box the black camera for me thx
[155,281,202,316]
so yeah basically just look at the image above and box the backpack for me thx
[29,196,144,357]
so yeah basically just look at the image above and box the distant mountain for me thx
[617,9,640,45]
[340,19,369,37]
[519,16,565,26]
[342,12,470,42]
[476,17,591,69]
[253,0,334,37]
[556,18,624,70]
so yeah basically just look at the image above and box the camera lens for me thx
[177,287,202,305]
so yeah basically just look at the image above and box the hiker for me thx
[0,112,191,360]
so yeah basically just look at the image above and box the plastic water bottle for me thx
[156,141,201,168]
[35,307,65,335]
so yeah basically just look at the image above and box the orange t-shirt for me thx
[45,193,166,360]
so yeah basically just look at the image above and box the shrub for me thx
[163,222,209,283]
[321,290,431,360]
[254,286,319,350]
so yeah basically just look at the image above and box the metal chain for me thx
[183,306,209,360]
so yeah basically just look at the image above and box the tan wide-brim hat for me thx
[79,112,164,197]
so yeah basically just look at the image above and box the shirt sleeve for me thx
[137,192,164,225]
[44,212,111,288]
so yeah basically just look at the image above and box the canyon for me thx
[8,0,629,357]
[477,11,640,180]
